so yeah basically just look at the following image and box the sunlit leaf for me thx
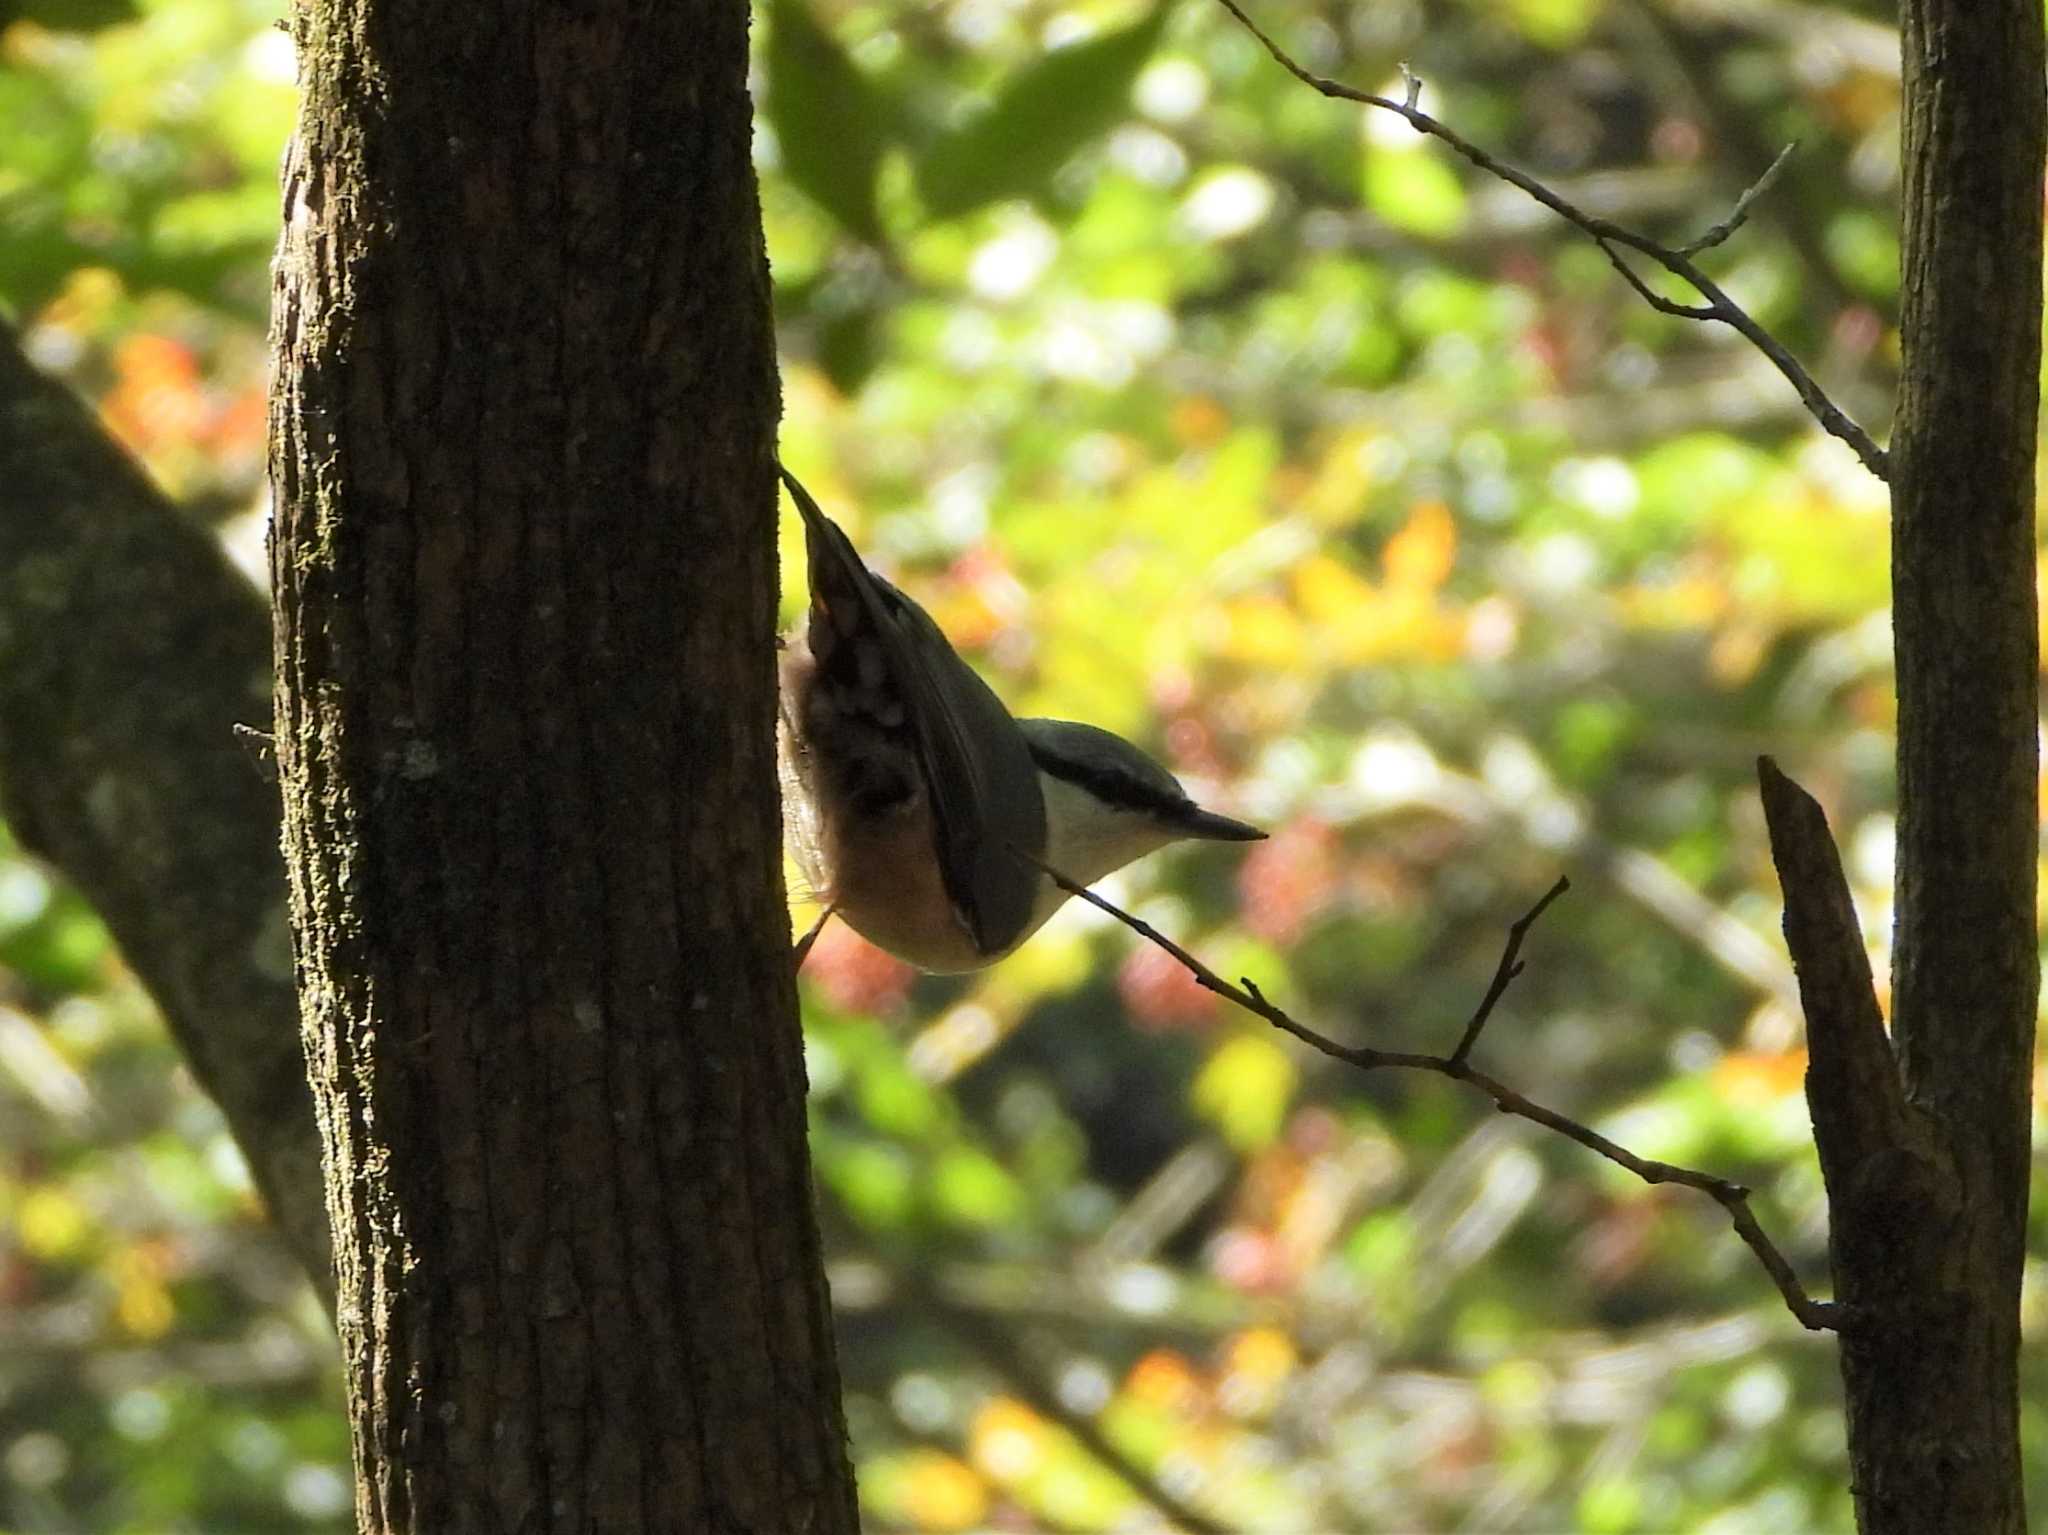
[970,1397,1050,1481]
[1219,1325,1296,1417]
[1510,0,1603,48]
[1344,1209,1414,1279]
[929,1145,1027,1228]
[1383,498,1457,590]
[1825,209,1902,300]
[0,892,112,993]
[1548,693,1635,783]
[114,1244,176,1339]
[898,1450,988,1532]
[1635,434,1774,531]
[1579,1476,1646,1533]
[18,1185,91,1260]
[1364,150,1468,239]
[819,1137,917,1228]
[1192,1032,1297,1151]
[765,0,894,244]
[1120,1347,1203,1413]
[915,3,1170,220]
[856,1051,945,1140]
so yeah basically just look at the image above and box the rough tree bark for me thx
[1764,3,2041,1533]
[267,1,858,1530]
[1876,0,2042,1524]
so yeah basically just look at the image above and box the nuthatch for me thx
[778,465,1265,973]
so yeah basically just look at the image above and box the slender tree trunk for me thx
[267,2,858,1529]
[1772,5,2043,1533]
[1879,2,2041,1529]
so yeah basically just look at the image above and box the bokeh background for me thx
[1,0,2041,1529]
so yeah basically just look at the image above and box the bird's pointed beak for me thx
[1173,806,1267,842]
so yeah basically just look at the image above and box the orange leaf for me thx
[1383,499,1456,591]
[1712,1049,1807,1101]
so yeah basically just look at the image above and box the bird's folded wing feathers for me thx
[778,464,1046,955]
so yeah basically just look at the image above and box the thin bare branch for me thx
[1210,0,1889,482]
[1449,874,1569,1063]
[1595,238,1718,320]
[1020,849,1841,1333]
[1680,140,1799,257]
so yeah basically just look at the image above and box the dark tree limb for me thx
[1758,757,1955,1337]
[1021,853,1839,1333]
[1757,757,1912,1180]
[0,321,332,1305]
[1756,750,2017,1534]
[1212,0,1890,482]
[1847,1,2042,1529]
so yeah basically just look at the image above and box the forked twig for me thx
[1021,851,1840,1332]
[1212,0,1888,483]
[1680,140,1799,258]
[1448,875,1567,1064]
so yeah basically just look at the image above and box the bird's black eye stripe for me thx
[1027,741,1192,821]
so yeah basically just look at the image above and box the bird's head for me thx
[1020,718,1264,889]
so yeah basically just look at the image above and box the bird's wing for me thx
[779,464,1046,955]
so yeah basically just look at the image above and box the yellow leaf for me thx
[1383,499,1456,591]
[1216,594,1306,668]
[1192,1033,1297,1150]
[1712,1050,1808,1102]
[1219,1325,1297,1418]
[900,1451,988,1532]
[1709,623,1770,686]
[18,1187,89,1260]
[1225,1325,1297,1386]
[112,1241,177,1339]
[970,1398,1049,1482]
[1293,553,1376,625]
[1299,429,1379,529]
[117,1274,176,1340]
[1123,1348,1204,1412]
[1617,572,1730,631]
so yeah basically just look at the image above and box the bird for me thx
[777,463,1265,974]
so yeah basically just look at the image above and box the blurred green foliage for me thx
[2,0,2043,1530]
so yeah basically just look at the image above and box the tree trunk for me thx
[1774,4,2043,1533]
[1880,2,2042,1529]
[267,2,859,1530]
